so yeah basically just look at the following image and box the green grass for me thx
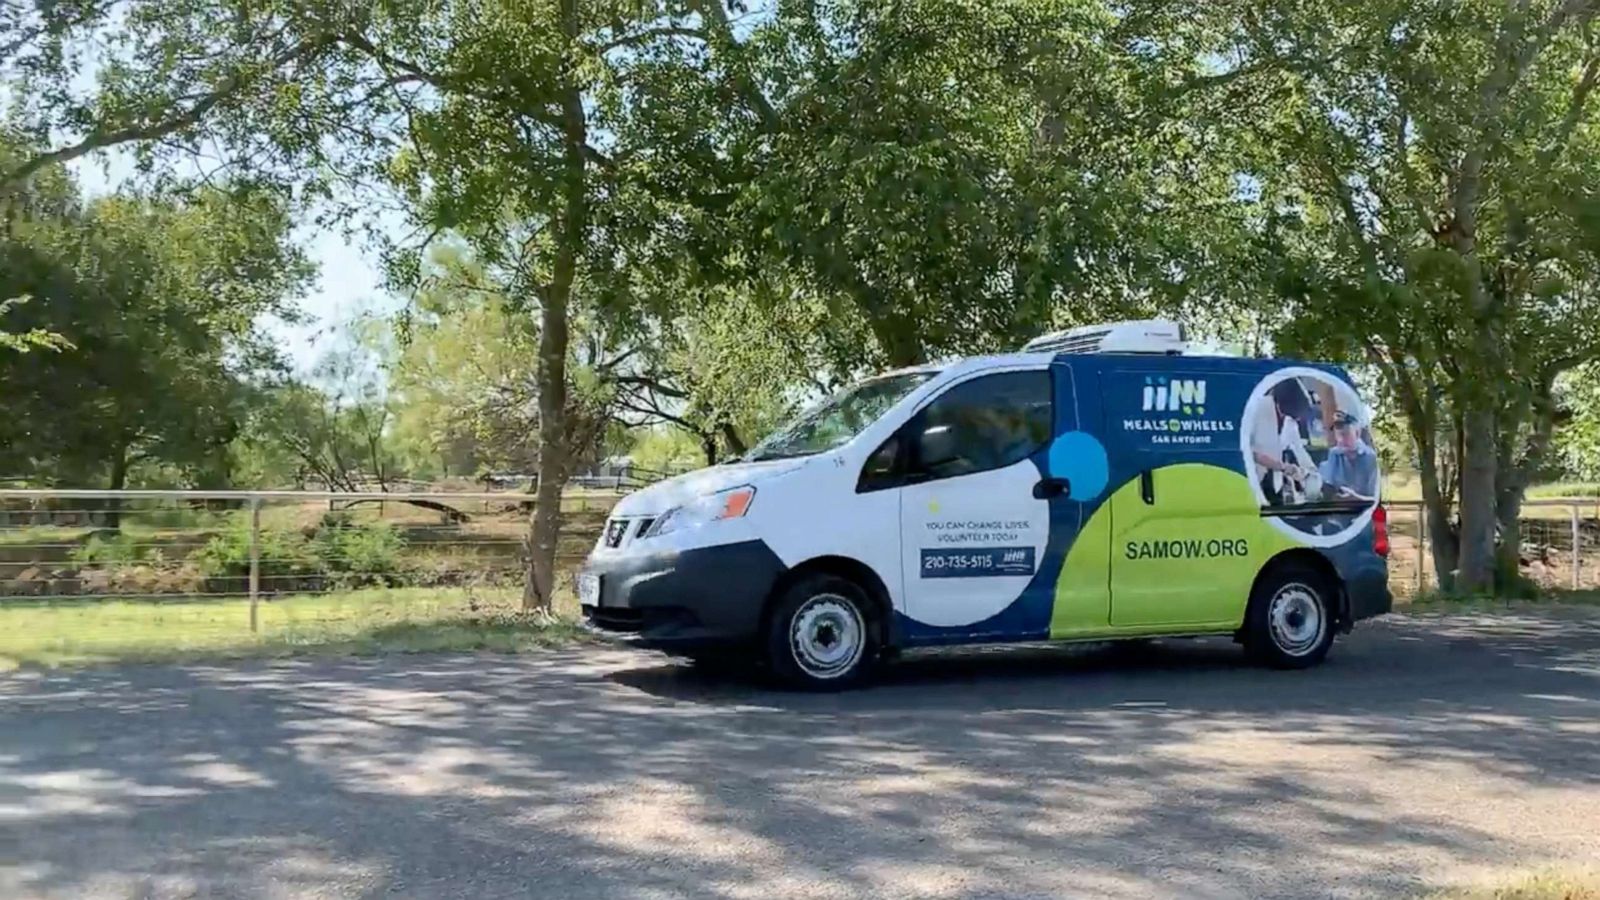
[0,587,587,670]
[1527,481,1600,499]
[1383,471,1425,502]
[1380,474,1600,505]
[1426,870,1600,899]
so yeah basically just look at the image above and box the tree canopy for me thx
[6,0,1600,597]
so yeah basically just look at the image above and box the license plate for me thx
[577,573,601,606]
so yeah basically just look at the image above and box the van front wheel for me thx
[766,574,876,690]
[1245,565,1336,669]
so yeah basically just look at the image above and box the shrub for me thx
[311,515,406,585]
[191,523,318,584]
[187,514,408,591]
[70,532,150,565]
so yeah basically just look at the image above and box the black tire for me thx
[1244,563,1337,669]
[764,573,878,690]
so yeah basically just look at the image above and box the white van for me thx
[579,321,1391,688]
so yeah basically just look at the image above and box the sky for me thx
[69,150,398,377]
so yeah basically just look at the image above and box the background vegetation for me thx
[6,0,1600,600]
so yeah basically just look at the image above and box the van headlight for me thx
[642,485,756,539]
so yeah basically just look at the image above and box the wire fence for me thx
[1,490,1595,656]
[0,489,632,660]
[1384,498,1600,599]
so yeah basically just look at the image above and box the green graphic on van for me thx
[1050,463,1302,637]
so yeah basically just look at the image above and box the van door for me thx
[888,367,1060,636]
[1102,367,1261,628]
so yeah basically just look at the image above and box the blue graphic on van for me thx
[1046,431,1109,501]
[920,547,1036,578]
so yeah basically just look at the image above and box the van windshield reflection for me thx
[743,372,937,462]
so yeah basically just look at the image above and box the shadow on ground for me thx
[3,611,1599,899]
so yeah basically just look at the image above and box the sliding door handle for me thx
[1033,477,1071,500]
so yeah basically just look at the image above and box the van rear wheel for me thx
[1244,564,1336,669]
[765,574,877,690]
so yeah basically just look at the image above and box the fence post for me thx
[1416,505,1427,594]
[1571,502,1581,591]
[249,497,262,633]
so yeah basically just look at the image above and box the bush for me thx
[310,513,407,586]
[191,522,318,583]
[70,532,150,565]
[187,514,408,591]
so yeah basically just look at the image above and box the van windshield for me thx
[743,371,938,462]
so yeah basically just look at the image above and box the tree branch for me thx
[615,373,688,399]
[1,36,335,188]
[1542,53,1600,165]
[688,0,781,132]
[594,25,706,54]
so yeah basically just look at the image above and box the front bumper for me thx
[580,539,787,651]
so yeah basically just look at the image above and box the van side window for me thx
[909,370,1051,481]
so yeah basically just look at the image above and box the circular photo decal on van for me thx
[1239,367,1379,547]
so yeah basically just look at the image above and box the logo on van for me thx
[1125,375,1234,445]
[1143,376,1205,415]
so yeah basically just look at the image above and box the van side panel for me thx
[888,353,1388,646]
[1046,356,1386,638]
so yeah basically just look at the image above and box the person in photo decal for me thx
[1317,411,1378,500]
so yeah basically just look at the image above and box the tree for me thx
[0,296,70,353]
[369,0,776,610]
[1180,0,1600,590]
[389,246,598,481]
[0,176,311,494]
[0,0,398,196]
[728,0,1253,367]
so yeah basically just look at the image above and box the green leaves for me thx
[0,145,310,486]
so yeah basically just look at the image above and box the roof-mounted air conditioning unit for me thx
[1021,319,1188,355]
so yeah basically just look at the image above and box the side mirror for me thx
[916,423,960,470]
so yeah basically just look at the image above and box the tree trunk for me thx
[850,280,925,368]
[1417,433,1459,591]
[1456,404,1499,593]
[1447,145,1499,594]
[719,421,747,457]
[105,441,129,531]
[523,11,588,613]
[871,313,925,368]
[1492,375,1560,588]
[1494,486,1524,587]
[699,433,719,467]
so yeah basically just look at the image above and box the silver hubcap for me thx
[1268,582,1326,656]
[790,594,865,679]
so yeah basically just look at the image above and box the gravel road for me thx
[3,610,1598,899]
